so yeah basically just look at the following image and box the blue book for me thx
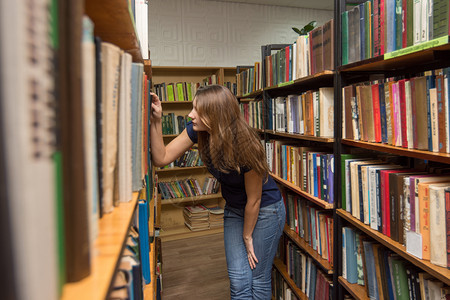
[383,250,396,300]
[321,154,328,202]
[313,153,318,197]
[138,199,151,284]
[379,83,388,143]
[311,207,317,251]
[327,154,334,203]
[344,227,358,284]
[385,0,396,53]
[363,241,379,299]
[426,74,436,151]
[359,3,366,60]
[309,262,317,300]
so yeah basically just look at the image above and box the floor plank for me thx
[161,233,230,300]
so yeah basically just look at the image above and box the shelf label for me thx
[278,80,294,87]
[384,36,449,60]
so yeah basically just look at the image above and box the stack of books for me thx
[183,205,210,231]
[206,206,224,229]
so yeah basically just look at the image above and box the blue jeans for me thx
[223,199,286,300]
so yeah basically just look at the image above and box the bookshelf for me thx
[61,193,139,300]
[335,0,450,297]
[273,258,308,300]
[152,66,236,241]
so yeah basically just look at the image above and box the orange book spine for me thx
[418,183,431,260]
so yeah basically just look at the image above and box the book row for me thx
[341,154,450,268]
[266,143,334,203]
[342,68,450,153]
[342,226,450,300]
[239,100,264,131]
[160,148,203,169]
[267,20,334,85]
[161,113,191,135]
[271,269,300,300]
[157,177,220,200]
[267,88,334,137]
[278,237,333,300]
[183,204,224,231]
[284,191,334,265]
[342,0,449,64]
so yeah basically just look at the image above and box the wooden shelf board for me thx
[339,40,450,73]
[162,134,178,138]
[338,276,369,300]
[266,130,334,143]
[152,66,224,71]
[270,173,334,209]
[337,209,450,285]
[155,166,206,173]
[342,139,450,164]
[265,71,335,91]
[159,225,224,242]
[85,0,143,63]
[239,97,261,102]
[160,101,193,104]
[160,193,223,205]
[283,225,333,274]
[237,89,264,99]
[273,258,308,300]
[61,193,139,300]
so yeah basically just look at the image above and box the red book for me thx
[380,169,411,236]
[294,197,299,234]
[402,0,408,48]
[436,75,446,153]
[285,46,290,82]
[372,83,382,142]
[398,79,408,148]
[309,31,315,74]
[445,188,450,268]
[379,0,385,55]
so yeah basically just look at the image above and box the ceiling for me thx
[204,0,334,10]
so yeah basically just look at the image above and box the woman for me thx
[150,85,285,300]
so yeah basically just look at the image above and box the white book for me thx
[0,1,58,299]
[135,0,149,59]
[118,52,133,203]
[82,16,99,247]
[413,0,422,44]
[429,184,450,267]
[319,87,334,137]
[101,42,122,213]
[299,93,304,134]
[405,80,414,149]
[421,0,429,42]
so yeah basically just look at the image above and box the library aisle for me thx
[161,233,230,300]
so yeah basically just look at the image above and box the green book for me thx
[390,257,409,299]
[433,0,449,39]
[365,1,372,59]
[279,48,286,84]
[176,82,184,101]
[166,83,175,101]
[342,11,349,65]
[187,83,192,101]
[407,0,414,46]
[395,0,403,50]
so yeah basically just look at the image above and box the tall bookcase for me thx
[152,66,236,241]
[334,0,450,298]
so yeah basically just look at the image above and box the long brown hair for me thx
[194,85,269,178]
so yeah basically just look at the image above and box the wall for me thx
[148,0,333,67]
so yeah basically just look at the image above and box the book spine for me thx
[446,189,450,268]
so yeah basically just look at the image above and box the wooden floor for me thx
[161,232,231,300]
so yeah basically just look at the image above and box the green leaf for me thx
[292,27,302,35]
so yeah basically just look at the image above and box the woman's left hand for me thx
[244,236,258,269]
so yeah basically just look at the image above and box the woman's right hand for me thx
[150,92,162,122]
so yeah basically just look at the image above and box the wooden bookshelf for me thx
[239,97,262,103]
[273,258,308,300]
[237,89,264,99]
[337,209,450,286]
[155,166,206,173]
[270,173,334,209]
[160,225,224,242]
[61,192,139,300]
[338,277,369,300]
[85,0,143,63]
[160,193,223,206]
[265,70,335,95]
[342,139,450,164]
[266,130,334,143]
[143,240,156,299]
[283,225,333,274]
[162,134,178,138]
[160,101,193,104]
[339,37,450,73]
